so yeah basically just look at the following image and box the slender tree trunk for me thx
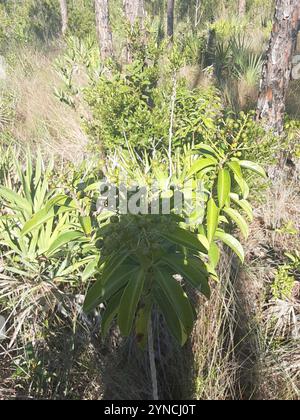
[195,0,202,28]
[95,0,114,61]
[59,0,68,36]
[123,0,145,63]
[238,0,246,17]
[123,0,145,28]
[257,0,300,134]
[167,0,175,41]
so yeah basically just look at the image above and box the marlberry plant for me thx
[82,145,266,347]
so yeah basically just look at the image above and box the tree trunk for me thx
[167,0,175,41]
[195,0,202,28]
[59,0,68,36]
[238,0,246,17]
[123,0,145,28]
[123,0,145,63]
[95,0,114,61]
[257,0,300,134]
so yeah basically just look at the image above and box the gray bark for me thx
[257,0,300,134]
[123,0,145,28]
[238,0,246,17]
[95,0,114,61]
[59,0,68,36]
[167,0,175,40]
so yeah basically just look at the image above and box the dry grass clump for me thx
[190,158,300,401]
[243,163,300,400]
[191,254,240,400]
[4,46,88,162]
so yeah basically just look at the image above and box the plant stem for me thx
[168,72,177,179]
[148,318,159,400]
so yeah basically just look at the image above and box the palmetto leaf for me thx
[0,187,32,216]
[46,231,84,257]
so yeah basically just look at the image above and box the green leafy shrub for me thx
[28,0,61,41]
[84,58,168,151]
[82,144,266,346]
[0,2,31,49]
[271,268,295,301]
[68,0,96,40]
[271,251,300,301]
[84,58,224,152]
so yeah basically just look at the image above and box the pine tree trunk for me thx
[59,0,68,36]
[95,0,114,61]
[238,0,246,17]
[123,0,145,28]
[257,0,300,134]
[167,0,175,40]
[123,0,145,63]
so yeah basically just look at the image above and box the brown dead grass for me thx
[6,46,88,162]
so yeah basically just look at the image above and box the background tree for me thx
[238,0,246,17]
[59,0,68,36]
[257,0,300,134]
[95,0,113,60]
[123,0,145,28]
[167,0,175,41]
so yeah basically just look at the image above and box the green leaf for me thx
[218,168,231,208]
[223,207,249,239]
[239,161,267,178]
[46,231,84,256]
[187,157,217,179]
[83,264,138,313]
[162,254,211,299]
[21,207,51,236]
[233,174,249,199]
[0,187,32,215]
[208,241,220,269]
[207,198,219,244]
[215,230,245,263]
[22,201,74,236]
[227,161,243,179]
[155,267,194,336]
[79,216,92,236]
[160,226,208,254]
[45,194,76,212]
[153,285,188,346]
[101,291,123,337]
[228,161,249,199]
[230,193,253,222]
[193,143,219,158]
[135,298,153,349]
[118,268,145,337]
[82,258,99,282]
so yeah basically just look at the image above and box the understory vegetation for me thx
[0,0,299,400]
